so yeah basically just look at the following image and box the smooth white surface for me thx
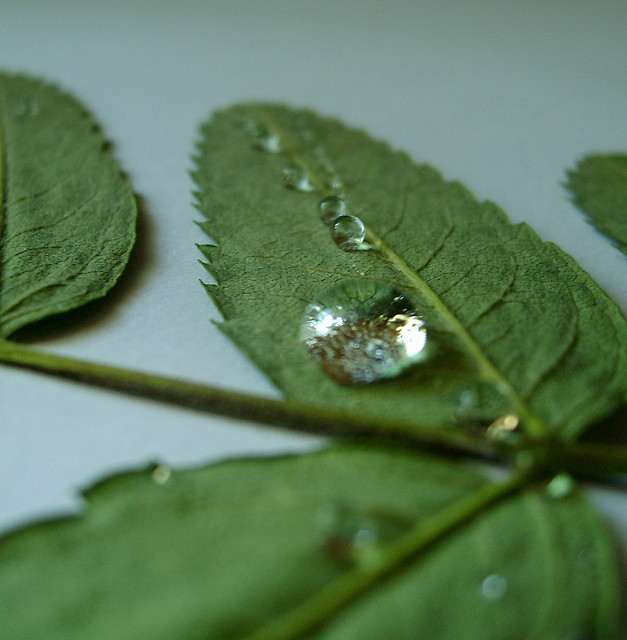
[0,0,625,622]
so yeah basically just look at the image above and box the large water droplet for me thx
[283,163,316,192]
[318,195,347,224]
[301,280,429,384]
[481,573,508,601]
[243,119,282,153]
[331,215,368,251]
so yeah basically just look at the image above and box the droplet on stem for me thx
[243,119,282,153]
[151,464,172,485]
[331,215,368,251]
[486,413,521,443]
[301,279,429,384]
[283,163,316,192]
[318,195,347,224]
[546,473,575,499]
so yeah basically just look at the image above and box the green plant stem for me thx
[245,468,531,640]
[0,339,495,460]
[2,340,626,476]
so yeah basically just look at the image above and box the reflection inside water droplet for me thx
[301,280,429,384]
[546,473,575,499]
[331,215,368,251]
[318,195,347,224]
[481,573,508,601]
[151,464,172,485]
[283,163,316,192]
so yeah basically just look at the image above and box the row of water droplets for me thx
[240,113,535,451]
[241,114,431,385]
[242,115,371,252]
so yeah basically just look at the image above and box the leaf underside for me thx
[193,104,627,440]
[566,153,627,255]
[0,72,136,337]
[0,446,618,640]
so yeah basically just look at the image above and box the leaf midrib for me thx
[254,106,548,438]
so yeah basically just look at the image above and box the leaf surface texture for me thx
[0,73,136,336]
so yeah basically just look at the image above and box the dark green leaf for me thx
[192,104,627,440]
[0,446,618,639]
[0,72,136,337]
[566,153,627,254]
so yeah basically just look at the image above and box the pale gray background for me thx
[0,0,625,627]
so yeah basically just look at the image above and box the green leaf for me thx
[0,446,619,639]
[0,72,136,337]
[192,104,627,440]
[566,153,627,255]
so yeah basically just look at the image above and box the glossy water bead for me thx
[301,279,429,384]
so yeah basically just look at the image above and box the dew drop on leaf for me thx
[326,175,344,193]
[486,413,521,443]
[480,573,508,601]
[151,464,172,485]
[301,279,429,384]
[282,163,316,192]
[318,195,347,224]
[316,501,411,570]
[331,215,368,251]
[242,119,282,153]
[13,99,39,118]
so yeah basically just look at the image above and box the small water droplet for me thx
[283,163,316,192]
[331,215,368,251]
[481,573,508,601]
[486,413,521,443]
[454,382,513,431]
[546,473,575,499]
[13,99,39,118]
[243,119,282,153]
[326,175,344,193]
[151,464,172,485]
[318,195,347,224]
[301,280,429,384]
[317,502,412,570]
